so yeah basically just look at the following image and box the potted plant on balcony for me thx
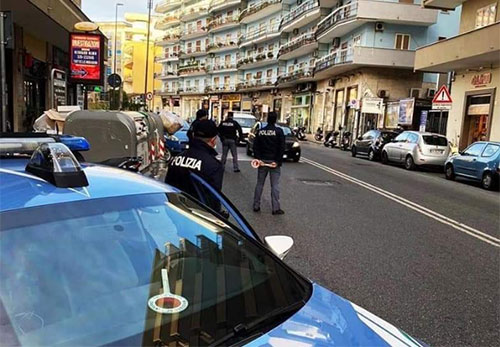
[248,57,254,63]
[267,51,274,58]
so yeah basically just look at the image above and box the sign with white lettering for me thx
[432,85,452,110]
[69,33,104,85]
[361,98,383,114]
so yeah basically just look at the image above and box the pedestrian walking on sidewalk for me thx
[252,112,286,215]
[218,111,243,173]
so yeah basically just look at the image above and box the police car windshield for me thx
[0,193,310,346]
[233,116,256,128]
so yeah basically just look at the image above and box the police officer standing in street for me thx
[165,120,223,200]
[252,112,286,215]
[187,109,209,143]
[218,111,243,173]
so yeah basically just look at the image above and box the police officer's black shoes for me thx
[272,210,285,215]
[253,207,260,212]
[234,169,241,173]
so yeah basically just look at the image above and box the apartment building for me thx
[415,0,499,149]
[154,0,460,135]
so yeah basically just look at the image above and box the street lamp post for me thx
[144,0,153,110]
[113,2,123,109]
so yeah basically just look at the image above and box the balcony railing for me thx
[155,13,181,29]
[278,67,314,83]
[155,53,179,62]
[209,0,241,12]
[314,47,353,72]
[316,1,358,38]
[182,26,208,38]
[237,50,277,67]
[158,32,181,43]
[207,41,238,52]
[155,71,178,79]
[155,0,182,13]
[278,32,315,57]
[182,4,209,19]
[205,83,237,93]
[207,15,239,31]
[239,24,280,44]
[207,62,237,71]
[178,64,207,75]
[239,0,281,21]
[180,47,208,57]
[237,78,276,90]
[280,0,319,30]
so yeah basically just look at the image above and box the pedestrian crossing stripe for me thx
[432,85,452,103]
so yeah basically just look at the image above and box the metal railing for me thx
[280,0,319,30]
[155,53,179,62]
[181,47,208,56]
[183,26,208,37]
[209,0,241,11]
[207,15,239,30]
[155,71,178,78]
[237,50,277,67]
[278,32,315,57]
[278,67,314,83]
[180,86,202,93]
[207,40,238,52]
[239,23,280,43]
[155,0,182,12]
[239,0,281,21]
[182,4,209,18]
[178,63,207,75]
[156,13,181,29]
[237,77,276,90]
[314,47,353,72]
[316,1,358,38]
[205,83,237,92]
[207,62,237,71]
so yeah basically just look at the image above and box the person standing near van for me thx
[252,112,285,215]
[218,111,243,173]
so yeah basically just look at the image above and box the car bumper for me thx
[283,149,301,159]
[166,141,189,154]
[415,154,447,166]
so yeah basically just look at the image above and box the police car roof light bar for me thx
[0,133,90,153]
[25,143,89,188]
[0,137,57,155]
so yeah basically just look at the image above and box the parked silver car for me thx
[381,131,450,170]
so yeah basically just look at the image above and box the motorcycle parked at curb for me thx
[314,127,324,142]
[324,131,339,148]
[340,132,352,151]
[292,126,307,141]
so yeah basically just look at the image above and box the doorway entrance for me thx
[461,92,494,148]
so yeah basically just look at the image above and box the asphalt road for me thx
[219,141,500,347]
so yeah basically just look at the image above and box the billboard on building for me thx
[398,98,415,125]
[69,33,104,85]
[385,102,399,129]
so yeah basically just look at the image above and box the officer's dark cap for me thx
[193,120,218,138]
[196,109,207,120]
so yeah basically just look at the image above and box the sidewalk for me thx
[305,133,322,145]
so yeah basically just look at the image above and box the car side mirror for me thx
[265,235,294,260]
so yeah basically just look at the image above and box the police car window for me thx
[0,193,310,346]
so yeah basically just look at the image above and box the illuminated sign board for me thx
[69,33,104,85]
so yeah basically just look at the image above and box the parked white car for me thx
[232,112,257,144]
[381,131,450,170]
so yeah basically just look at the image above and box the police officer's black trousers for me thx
[253,165,281,212]
[221,139,239,170]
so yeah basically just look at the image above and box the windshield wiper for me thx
[209,300,306,347]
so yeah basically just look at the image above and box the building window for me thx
[288,65,294,73]
[246,73,251,81]
[196,40,201,52]
[476,3,497,28]
[196,20,202,30]
[214,77,220,86]
[395,34,410,50]
[267,69,272,78]
[227,10,233,17]
[224,54,231,63]
[255,71,262,79]
[187,42,192,53]
[353,35,362,46]
[224,76,230,86]
[268,44,274,52]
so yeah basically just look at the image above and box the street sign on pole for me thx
[107,73,122,88]
[146,92,153,101]
[432,85,452,110]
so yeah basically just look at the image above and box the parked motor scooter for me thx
[323,131,339,148]
[314,127,323,141]
[341,132,352,151]
[293,126,307,141]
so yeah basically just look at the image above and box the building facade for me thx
[415,0,499,149]
[154,0,460,139]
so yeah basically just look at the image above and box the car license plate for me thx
[430,149,443,153]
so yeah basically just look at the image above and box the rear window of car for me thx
[482,144,500,157]
[380,132,396,141]
[423,135,447,146]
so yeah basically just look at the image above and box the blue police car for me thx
[165,121,190,155]
[0,135,425,346]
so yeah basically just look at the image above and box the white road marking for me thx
[301,157,500,248]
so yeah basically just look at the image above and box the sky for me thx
[82,0,159,22]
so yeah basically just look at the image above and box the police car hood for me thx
[246,284,425,347]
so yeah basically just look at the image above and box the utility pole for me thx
[144,0,153,111]
[0,12,8,132]
[113,2,123,109]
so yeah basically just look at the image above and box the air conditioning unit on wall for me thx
[378,90,388,98]
[427,88,436,99]
[375,22,385,32]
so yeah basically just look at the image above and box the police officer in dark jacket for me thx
[187,109,209,143]
[218,111,243,172]
[252,112,286,215]
[166,120,223,200]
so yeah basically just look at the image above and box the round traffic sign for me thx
[146,92,153,101]
[107,73,122,88]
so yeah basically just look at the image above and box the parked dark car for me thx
[351,130,397,161]
[445,141,500,190]
[246,122,301,162]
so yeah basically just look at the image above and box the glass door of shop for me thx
[461,93,493,148]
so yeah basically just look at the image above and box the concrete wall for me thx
[445,67,499,148]
[459,0,499,33]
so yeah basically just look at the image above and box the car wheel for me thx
[368,148,375,161]
[293,155,300,162]
[405,155,416,170]
[351,146,357,157]
[381,151,388,164]
[445,164,455,180]
[481,172,497,190]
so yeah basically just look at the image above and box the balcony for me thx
[280,0,320,32]
[316,0,437,43]
[155,0,182,13]
[237,78,277,91]
[157,33,181,46]
[239,24,281,48]
[181,27,208,40]
[207,15,239,33]
[155,53,179,63]
[181,4,210,22]
[209,0,241,13]
[179,47,208,58]
[237,50,278,69]
[278,67,314,87]
[207,41,238,53]
[278,32,317,60]
[178,64,207,76]
[155,71,178,80]
[155,13,181,30]
[205,83,237,93]
[207,62,238,72]
[157,87,179,96]
[179,86,203,94]
[422,0,465,10]
[314,45,416,80]
[415,22,500,73]
[239,0,283,24]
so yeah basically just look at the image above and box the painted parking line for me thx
[301,157,500,248]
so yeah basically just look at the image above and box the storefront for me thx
[288,93,313,131]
